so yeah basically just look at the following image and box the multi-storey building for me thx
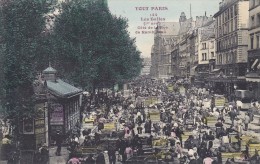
[212,0,249,96]
[171,43,179,79]
[246,0,260,101]
[194,20,216,87]
[176,12,194,79]
[184,15,215,85]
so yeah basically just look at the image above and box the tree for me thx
[1,0,51,118]
[52,0,142,91]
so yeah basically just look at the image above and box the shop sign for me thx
[149,112,160,122]
[215,96,226,107]
[104,122,115,130]
[35,133,46,148]
[35,118,45,135]
[50,103,64,125]
[23,118,34,134]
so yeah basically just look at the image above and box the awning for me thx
[245,72,260,82]
[246,77,260,82]
[211,69,220,72]
[191,66,197,71]
[190,65,197,76]
[257,63,260,69]
[251,59,259,69]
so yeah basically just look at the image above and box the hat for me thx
[173,123,178,127]
[188,149,194,157]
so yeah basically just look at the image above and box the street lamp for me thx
[234,84,238,90]
[230,70,233,102]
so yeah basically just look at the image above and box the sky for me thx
[108,0,221,58]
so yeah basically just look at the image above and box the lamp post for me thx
[230,70,233,102]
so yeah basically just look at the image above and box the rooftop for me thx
[157,22,180,36]
[46,79,82,98]
[43,66,57,74]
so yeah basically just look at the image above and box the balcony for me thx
[248,24,260,31]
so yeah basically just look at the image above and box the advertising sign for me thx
[215,96,226,107]
[149,112,160,122]
[23,118,34,134]
[104,122,115,130]
[50,103,64,125]
[168,85,173,92]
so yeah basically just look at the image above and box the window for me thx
[219,54,222,64]
[252,16,255,28]
[251,35,254,49]
[231,20,233,32]
[211,52,215,58]
[226,54,229,63]
[202,43,206,49]
[210,41,214,49]
[234,4,238,16]
[228,9,230,20]
[230,6,233,18]
[257,35,260,48]
[234,18,237,30]
[202,53,207,61]
[257,14,260,27]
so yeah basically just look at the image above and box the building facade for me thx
[141,57,151,76]
[246,0,260,101]
[151,22,180,79]
[212,0,249,96]
[41,66,82,145]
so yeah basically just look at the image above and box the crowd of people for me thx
[63,77,260,164]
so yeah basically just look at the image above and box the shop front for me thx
[41,66,82,145]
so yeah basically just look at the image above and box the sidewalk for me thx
[49,146,69,164]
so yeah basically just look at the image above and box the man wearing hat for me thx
[54,130,63,156]
[244,112,250,131]
[39,143,49,164]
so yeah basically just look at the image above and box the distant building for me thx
[152,22,180,79]
[141,57,151,75]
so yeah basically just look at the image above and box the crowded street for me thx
[1,0,260,163]
[47,77,260,164]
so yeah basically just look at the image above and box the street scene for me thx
[1,0,260,164]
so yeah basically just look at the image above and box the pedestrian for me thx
[108,147,116,164]
[54,130,63,156]
[137,123,143,134]
[67,156,80,164]
[215,120,223,138]
[244,113,250,131]
[124,144,133,160]
[173,123,184,147]
[147,135,153,147]
[229,108,237,126]
[38,143,49,164]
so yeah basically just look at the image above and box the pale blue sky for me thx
[108,0,221,58]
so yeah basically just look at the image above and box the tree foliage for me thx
[52,0,142,90]
[1,0,51,117]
